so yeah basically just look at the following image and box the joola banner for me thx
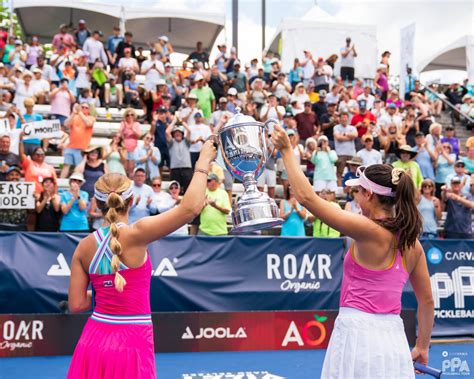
[0,310,417,357]
[0,232,471,336]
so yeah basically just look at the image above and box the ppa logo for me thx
[282,314,327,347]
[441,350,471,376]
[430,266,474,310]
[0,320,44,352]
[267,253,332,293]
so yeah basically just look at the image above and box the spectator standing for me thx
[210,98,232,132]
[374,64,389,101]
[61,103,96,178]
[417,179,441,239]
[434,142,456,198]
[134,133,161,182]
[141,49,164,92]
[393,145,423,190]
[50,78,76,125]
[187,41,209,68]
[426,122,443,152]
[412,96,432,135]
[356,86,375,111]
[104,133,126,175]
[10,70,35,114]
[189,112,212,168]
[215,44,228,73]
[83,31,108,67]
[60,172,89,232]
[290,82,310,114]
[75,20,91,48]
[312,90,328,121]
[74,146,108,199]
[461,146,474,174]
[166,119,193,192]
[260,94,285,122]
[155,36,173,63]
[114,32,136,63]
[179,93,201,126]
[340,37,357,82]
[31,68,50,104]
[442,178,473,239]
[198,173,231,236]
[312,135,338,193]
[31,55,55,83]
[35,177,61,232]
[301,50,315,88]
[148,176,172,215]
[52,24,75,51]
[446,160,471,197]
[271,72,292,100]
[1,110,21,154]
[106,26,123,65]
[128,167,154,224]
[289,58,303,90]
[294,101,318,142]
[21,146,57,194]
[0,166,27,231]
[207,64,227,101]
[0,135,22,180]
[351,100,376,145]
[334,112,358,185]
[440,125,460,158]
[356,134,382,166]
[227,60,248,103]
[119,108,141,176]
[25,36,43,69]
[280,186,307,236]
[16,97,43,155]
[414,132,436,181]
[118,48,139,82]
[400,108,418,147]
[190,73,215,119]
[342,157,363,200]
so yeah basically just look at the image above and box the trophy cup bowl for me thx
[218,111,283,234]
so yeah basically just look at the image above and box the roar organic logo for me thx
[282,314,327,347]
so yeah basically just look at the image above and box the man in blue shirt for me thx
[129,167,154,224]
[106,26,123,67]
[16,97,43,156]
[151,106,170,176]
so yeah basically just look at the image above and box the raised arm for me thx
[130,140,217,245]
[271,123,381,241]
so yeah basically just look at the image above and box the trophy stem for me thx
[242,173,258,193]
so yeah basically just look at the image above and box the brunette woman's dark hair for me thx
[364,164,422,252]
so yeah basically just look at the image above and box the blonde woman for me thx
[67,140,216,378]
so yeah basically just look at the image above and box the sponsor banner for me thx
[0,310,416,357]
[0,232,470,336]
[0,182,35,209]
[22,119,62,140]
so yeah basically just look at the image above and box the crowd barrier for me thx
[0,233,472,337]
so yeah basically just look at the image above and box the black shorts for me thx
[159,148,170,168]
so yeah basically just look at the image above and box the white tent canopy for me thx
[267,9,377,79]
[13,0,225,54]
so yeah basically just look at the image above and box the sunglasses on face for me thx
[126,114,134,117]
[169,185,179,190]
[152,183,161,187]
[422,184,433,188]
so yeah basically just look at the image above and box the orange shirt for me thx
[22,158,57,193]
[68,114,94,150]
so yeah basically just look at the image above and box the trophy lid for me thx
[222,108,261,132]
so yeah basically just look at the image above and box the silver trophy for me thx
[217,110,283,234]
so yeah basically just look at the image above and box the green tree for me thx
[0,1,24,38]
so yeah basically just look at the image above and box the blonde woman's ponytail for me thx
[105,192,127,292]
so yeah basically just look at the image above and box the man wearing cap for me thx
[0,134,22,181]
[74,20,91,48]
[350,100,376,141]
[189,112,212,168]
[340,37,357,82]
[294,101,318,143]
[0,166,28,231]
[190,73,215,119]
[442,178,474,239]
[30,68,50,104]
[141,49,165,91]
[356,134,382,166]
[83,30,108,67]
[30,55,54,84]
[179,93,202,126]
[166,117,193,192]
[378,102,402,132]
[155,36,173,63]
[52,24,75,51]
[198,173,231,236]
[393,145,423,189]
[227,60,248,102]
[260,94,285,122]
[446,160,471,197]
[60,172,89,232]
[356,85,375,110]
[311,89,328,121]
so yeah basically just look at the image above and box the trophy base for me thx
[230,193,283,234]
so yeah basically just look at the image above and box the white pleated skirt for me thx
[321,307,415,379]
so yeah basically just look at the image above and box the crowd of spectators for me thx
[0,21,472,238]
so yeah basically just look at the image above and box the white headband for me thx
[94,182,134,203]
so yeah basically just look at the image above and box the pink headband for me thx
[345,166,396,197]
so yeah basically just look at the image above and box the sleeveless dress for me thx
[67,225,155,379]
[321,238,415,379]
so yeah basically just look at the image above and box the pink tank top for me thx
[89,226,152,316]
[339,239,409,314]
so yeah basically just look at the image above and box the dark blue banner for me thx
[0,232,472,336]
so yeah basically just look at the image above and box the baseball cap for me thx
[14,39,22,45]
[451,177,462,184]
[150,48,157,55]
[219,97,228,103]
[318,89,327,97]
[358,99,367,109]
[69,172,85,183]
[227,88,238,96]
[234,59,241,66]
[133,167,146,174]
[284,112,293,118]
[455,159,465,167]
[318,135,328,142]
[415,131,424,138]
[6,165,21,174]
[387,103,397,109]
[78,19,86,24]
[157,79,166,86]
[158,35,169,42]
[286,129,296,136]
[157,106,167,113]
[194,112,203,118]
[207,172,219,181]
[171,125,185,134]
[186,93,198,100]
[194,73,204,81]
